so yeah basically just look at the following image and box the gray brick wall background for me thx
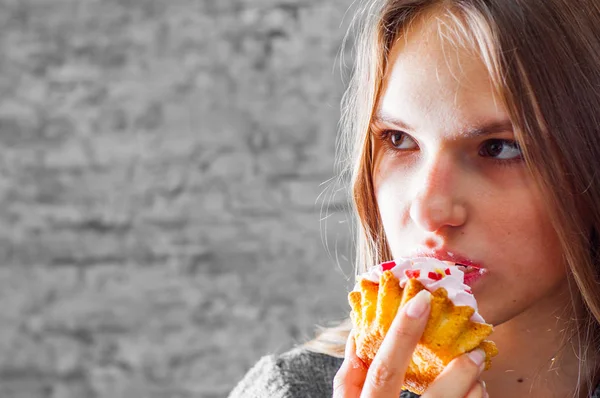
[0,0,355,397]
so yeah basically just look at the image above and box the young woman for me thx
[229,0,600,396]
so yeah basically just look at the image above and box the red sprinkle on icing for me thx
[428,271,442,281]
[465,288,473,294]
[406,269,420,279]
[444,268,451,275]
[380,260,396,271]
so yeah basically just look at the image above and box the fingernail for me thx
[345,331,354,354]
[405,290,431,319]
[481,380,489,398]
[467,349,486,371]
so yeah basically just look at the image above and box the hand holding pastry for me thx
[333,289,488,397]
[333,258,497,397]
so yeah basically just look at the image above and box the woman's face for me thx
[372,17,569,326]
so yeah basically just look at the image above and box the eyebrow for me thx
[372,111,514,138]
[372,112,414,131]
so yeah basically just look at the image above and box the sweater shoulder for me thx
[228,347,344,398]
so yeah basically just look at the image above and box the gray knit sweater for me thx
[228,347,417,398]
[228,347,600,398]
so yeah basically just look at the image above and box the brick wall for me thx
[0,0,355,397]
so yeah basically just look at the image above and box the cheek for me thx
[517,211,563,273]
[376,184,408,224]
[373,167,413,245]
[484,188,565,280]
[492,186,556,244]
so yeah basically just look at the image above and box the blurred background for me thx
[0,0,355,397]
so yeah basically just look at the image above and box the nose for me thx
[409,154,467,232]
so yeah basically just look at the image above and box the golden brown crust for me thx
[349,271,498,395]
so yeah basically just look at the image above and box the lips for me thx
[410,250,487,286]
[461,267,487,286]
[455,264,478,274]
[413,250,482,267]
[437,262,479,274]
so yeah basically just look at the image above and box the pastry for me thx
[348,258,498,395]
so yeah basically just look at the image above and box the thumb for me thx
[333,331,368,398]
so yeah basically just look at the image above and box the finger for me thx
[422,349,486,398]
[333,331,368,398]
[361,289,431,397]
[464,381,488,398]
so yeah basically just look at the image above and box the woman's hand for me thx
[333,290,488,398]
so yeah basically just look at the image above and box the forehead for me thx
[377,10,506,131]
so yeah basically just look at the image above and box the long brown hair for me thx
[307,0,600,390]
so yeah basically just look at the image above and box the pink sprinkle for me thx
[465,288,473,294]
[381,260,396,271]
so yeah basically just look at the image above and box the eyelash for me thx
[376,130,524,166]
[377,130,411,146]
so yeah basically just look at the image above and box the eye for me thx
[479,139,522,160]
[388,131,418,150]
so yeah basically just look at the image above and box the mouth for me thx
[410,250,487,286]
[448,262,487,287]
[454,263,480,274]
[413,250,483,269]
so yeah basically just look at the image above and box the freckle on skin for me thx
[517,378,524,383]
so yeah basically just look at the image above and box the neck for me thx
[482,290,597,397]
